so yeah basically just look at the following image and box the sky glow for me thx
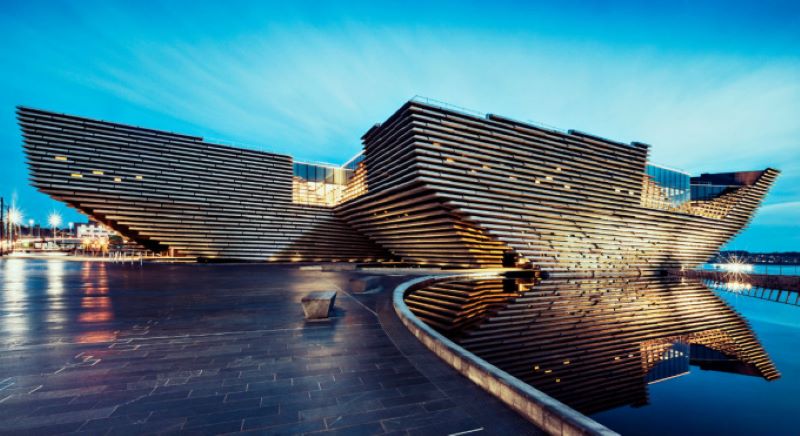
[1,0,797,250]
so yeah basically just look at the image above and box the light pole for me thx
[48,212,62,246]
[68,222,74,237]
[7,207,22,252]
[0,197,4,256]
[28,219,34,237]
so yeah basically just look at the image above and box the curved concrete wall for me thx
[392,274,619,436]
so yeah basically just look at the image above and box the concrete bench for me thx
[301,291,337,320]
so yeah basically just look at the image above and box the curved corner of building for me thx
[392,274,620,436]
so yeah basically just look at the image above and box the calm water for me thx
[407,275,799,435]
[591,291,799,435]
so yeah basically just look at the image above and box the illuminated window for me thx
[92,170,104,175]
[293,161,366,206]
[113,177,122,183]
[135,175,143,180]
[71,173,82,178]
[546,176,553,181]
[54,155,68,161]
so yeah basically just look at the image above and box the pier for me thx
[680,269,800,305]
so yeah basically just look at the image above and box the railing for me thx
[684,269,800,293]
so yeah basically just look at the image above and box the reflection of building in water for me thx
[404,278,526,335]
[406,275,779,415]
[640,337,690,384]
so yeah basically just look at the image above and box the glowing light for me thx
[7,207,23,225]
[715,261,754,274]
[54,155,67,161]
[92,170,104,175]
[135,175,143,180]
[114,177,122,183]
[48,212,62,229]
[716,253,754,291]
[71,173,82,178]
[724,281,753,292]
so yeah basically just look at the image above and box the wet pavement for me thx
[0,259,537,435]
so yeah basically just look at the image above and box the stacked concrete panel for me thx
[18,99,777,270]
[339,101,778,273]
[18,107,388,262]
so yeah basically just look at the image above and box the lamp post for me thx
[48,212,62,245]
[0,197,4,256]
[7,207,22,252]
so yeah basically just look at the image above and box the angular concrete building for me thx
[18,98,778,273]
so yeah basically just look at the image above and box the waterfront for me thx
[591,289,799,435]
[0,258,533,435]
[406,274,799,436]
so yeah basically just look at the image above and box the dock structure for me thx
[681,269,800,293]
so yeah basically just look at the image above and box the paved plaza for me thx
[0,259,537,435]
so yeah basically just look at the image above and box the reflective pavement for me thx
[0,259,536,435]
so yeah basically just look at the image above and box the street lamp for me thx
[8,207,22,250]
[8,207,22,226]
[48,212,62,243]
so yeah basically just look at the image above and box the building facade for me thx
[18,98,778,272]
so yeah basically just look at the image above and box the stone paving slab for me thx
[0,259,540,435]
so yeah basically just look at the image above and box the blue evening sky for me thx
[1,0,798,251]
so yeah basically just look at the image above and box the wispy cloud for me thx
[49,25,800,170]
[1,1,798,248]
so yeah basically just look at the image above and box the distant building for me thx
[76,223,114,239]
